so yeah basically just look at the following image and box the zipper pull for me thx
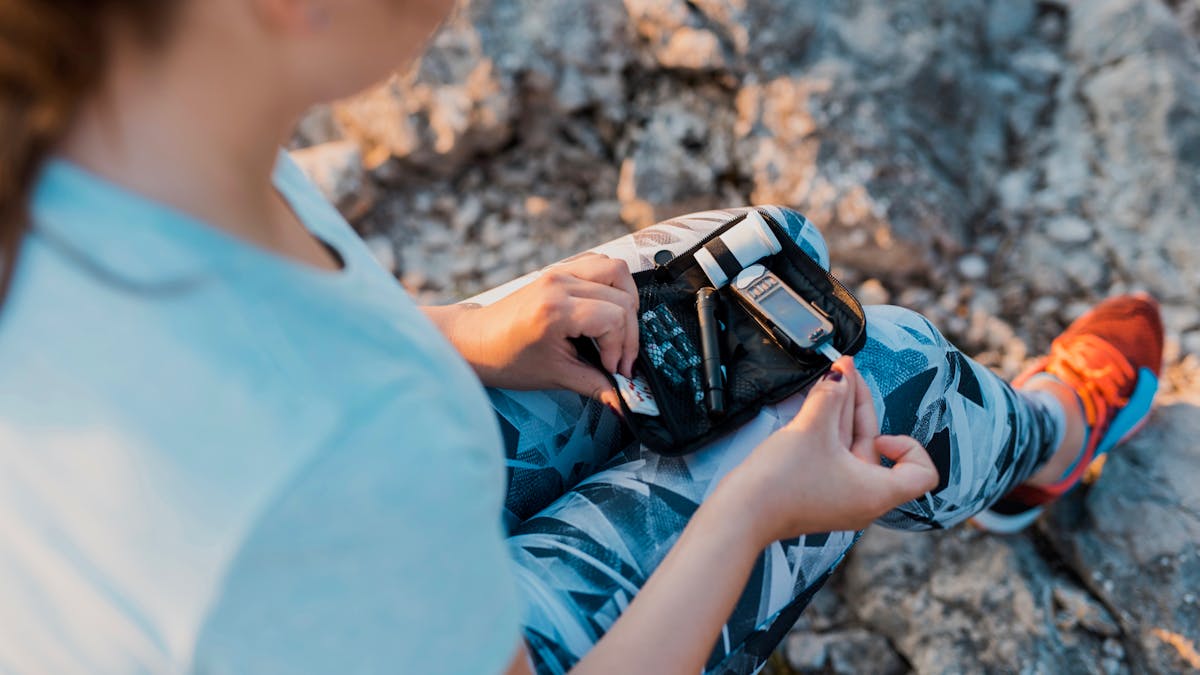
[653,249,674,281]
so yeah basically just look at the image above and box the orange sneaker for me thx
[972,293,1164,533]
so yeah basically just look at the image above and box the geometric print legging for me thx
[467,206,1065,674]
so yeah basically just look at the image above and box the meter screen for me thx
[756,284,829,347]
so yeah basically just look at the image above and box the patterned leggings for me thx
[469,207,1065,674]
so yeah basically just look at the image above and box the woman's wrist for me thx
[713,431,824,547]
[421,303,500,384]
[707,467,790,550]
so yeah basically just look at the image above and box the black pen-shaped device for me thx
[696,288,725,417]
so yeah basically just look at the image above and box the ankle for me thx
[1020,377,1087,487]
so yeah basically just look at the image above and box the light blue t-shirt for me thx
[0,153,522,673]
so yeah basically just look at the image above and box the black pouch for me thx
[575,208,868,456]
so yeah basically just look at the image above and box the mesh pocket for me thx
[635,283,714,441]
[640,306,703,403]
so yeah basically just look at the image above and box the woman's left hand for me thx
[426,253,639,404]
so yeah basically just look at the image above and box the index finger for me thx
[559,255,639,312]
[561,277,640,377]
[847,359,879,443]
[560,256,640,375]
[843,358,881,465]
[569,296,628,375]
[834,358,854,447]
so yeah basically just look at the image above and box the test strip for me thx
[817,341,843,362]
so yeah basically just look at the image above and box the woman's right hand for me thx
[720,357,940,545]
[570,357,938,675]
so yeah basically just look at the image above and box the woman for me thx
[0,1,1162,674]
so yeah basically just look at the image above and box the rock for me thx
[335,0,631,173]
[1000,336,1029,378]
[788,583,851,634]
[1011,46,1064,90]
[399,247,441,291]
[783,629,906,675]
[1045,215,1094,245]
[1054,0,1200,305]
[482,263,522,289]
[452,195,483,234]
[504,238,537,265]
[1053,584,1121,638]
[957,254,988,281]
[896,287,935,311]
[1064,300,1093,322]
[1061,249,1106,289]
[654,27,726,71]
[617,81,735,226]
[1021,234,1072,295]
[997,170,1033,213]
[289,141,376,222]
[843,526,1118,673]
[983,315,1016,351]
[1184,331,1200,358]
[421,225,456,253]
[363,235,396,274]
[292,104,345,147]
[856,279,891,307]
[1031,295,1061,317]
[1103,637,1126,660]
[985,0,1037,51]
[1041,401,1200,674]
[1162,305,1200,336]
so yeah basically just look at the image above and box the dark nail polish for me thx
[827,370,843,382]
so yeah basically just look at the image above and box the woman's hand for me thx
[425,253,639,402]
[720,357,939,545]
[564,357,938,675]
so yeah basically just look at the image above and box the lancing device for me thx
[696,287,725,417]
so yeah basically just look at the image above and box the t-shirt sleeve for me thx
[191,392,523,675]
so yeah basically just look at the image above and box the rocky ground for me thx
[290,0,1200,672]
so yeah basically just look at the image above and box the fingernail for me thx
[826,370,843,383]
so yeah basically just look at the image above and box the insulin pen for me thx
[696,288,725,417]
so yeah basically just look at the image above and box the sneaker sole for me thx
[969,504,1045,534]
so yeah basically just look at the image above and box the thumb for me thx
[558,358,617,402]
[869,435,940,505]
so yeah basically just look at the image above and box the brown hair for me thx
[0,1,175,306]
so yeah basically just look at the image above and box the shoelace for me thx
[1048,333,1136,428]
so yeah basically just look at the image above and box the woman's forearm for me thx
[420,304,464,333]
[421,303,474,350]
[570,479,773,675]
